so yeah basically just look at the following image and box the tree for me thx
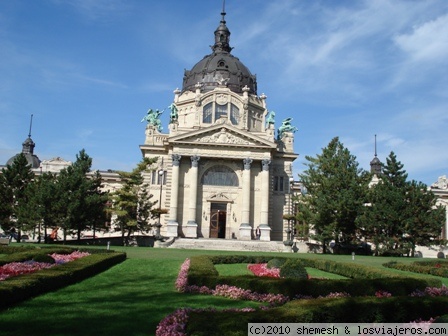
[111,158,157,244]
[357,152,409,254]
[0,153,35,241]
[357,151,445,256]
[402,180,445,257]
[299,137,370,253]
[18,172,62,243]
[57,149,108,242]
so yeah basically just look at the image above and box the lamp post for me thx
[283,177,295,247]
[155,168,164,240]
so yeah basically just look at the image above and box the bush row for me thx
[0,250,126,310]
[185,296,448,335]
[187,255,441,298]
[383,261,448,278]
[209,255,441,284]
[0,247,74,266]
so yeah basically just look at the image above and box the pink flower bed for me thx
[175,258,288,306]
[247,263,280,278]
[0,261,53,281]
[158,258,442,335]
[0,250,90,281]
[50,251,91,264]
[156,307,256,336]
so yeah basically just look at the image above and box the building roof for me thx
[181,9,257,95]
[6,136,41,169]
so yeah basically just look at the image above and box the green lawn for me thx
[0,245,446,336]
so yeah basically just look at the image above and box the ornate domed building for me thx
[140,8,298,242]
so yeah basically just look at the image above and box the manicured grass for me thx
[0,244,446,336]
[215,263,254,276]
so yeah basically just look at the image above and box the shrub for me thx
[267,258,286,269]
[32,254,55,264]
[279,259,308,279]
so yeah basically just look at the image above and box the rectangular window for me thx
[151,171,157,185]
[215,104,227,120]
[157,171,166,185]
[273,176,285,192]
[203,103,212,123]
[230,104,239,125]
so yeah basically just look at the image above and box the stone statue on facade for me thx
[168,103,178,123]
[277,117,298,140]
[141,108,163,132]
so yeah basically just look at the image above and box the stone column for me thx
[239,158,252,240]
[259,159,271,241]
[185,155,200,238]
[166,154,181,238]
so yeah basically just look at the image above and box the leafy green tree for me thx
[111,158,157,244]
[299,137,370,253]
[402,180,445,257]
[357,152,409,254]
[0,153,34,241]
[17,172,62,243]
[57,149,108,242]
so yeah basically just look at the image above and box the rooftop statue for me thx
[266,110,275,126]
[168,103,178,123]
[277,117,298,140]
[141,108,163,132]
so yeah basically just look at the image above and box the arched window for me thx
[202,102,240,125]
[202,165,239,186]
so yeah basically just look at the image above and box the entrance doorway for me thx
[209,203,227,238]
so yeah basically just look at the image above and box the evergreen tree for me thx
[299,137,370,253]
[23,172,67,243]
[402,180,445,257]
[0,153,34,241]
[357,151,408,255]
[111,158,157,244]
[57,149,108,242]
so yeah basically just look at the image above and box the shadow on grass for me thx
[0,258,260,336]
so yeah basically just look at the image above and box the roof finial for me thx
[28,114,34,138]
[374,134,377,157]
[212,0,231,53]
[222,0,226,21]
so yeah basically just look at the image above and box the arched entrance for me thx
[209,203,227,238]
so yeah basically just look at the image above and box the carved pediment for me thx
[207,192,234,203]
[168,124,276,149]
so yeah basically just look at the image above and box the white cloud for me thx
[394,13,448,63]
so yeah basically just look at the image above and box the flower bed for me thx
[158,257,445,335]
[247,263,280,278]
[0,251,90,281]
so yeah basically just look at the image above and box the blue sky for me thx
[0,0,447,186]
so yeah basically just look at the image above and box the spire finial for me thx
[374,134,377,157]
[212,0,231,53]
[28,114,34,138]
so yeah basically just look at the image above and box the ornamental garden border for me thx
[0,246,126,310]
[167,255,448,335]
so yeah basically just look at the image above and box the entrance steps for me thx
[167,238,302,253]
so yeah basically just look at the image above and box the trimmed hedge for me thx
[0,250,126,310]
[0,247,74,266]
[186,296,448,335]
[188,255,441,298]
[383,261,448,278]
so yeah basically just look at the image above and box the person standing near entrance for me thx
[255,226,261,240]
